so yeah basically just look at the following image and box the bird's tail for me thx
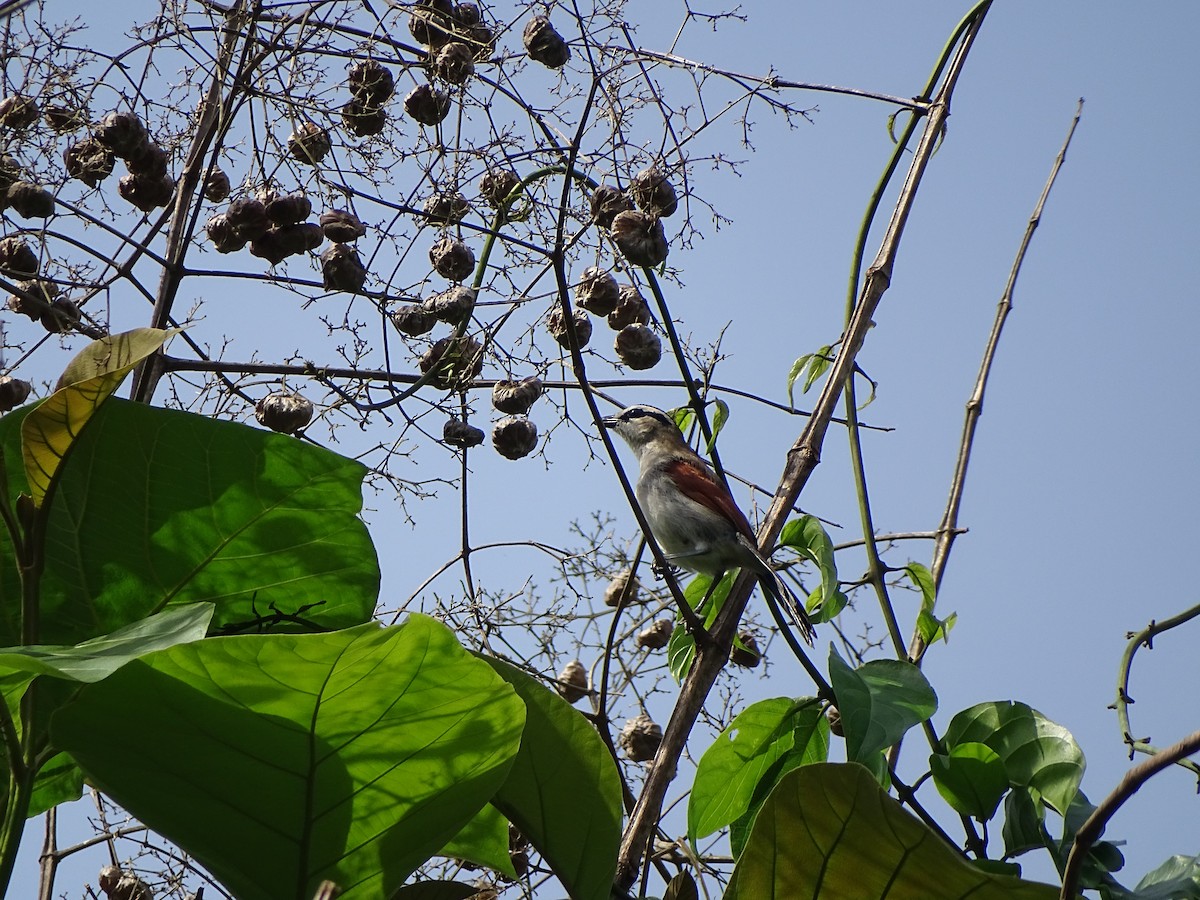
[762,570,816,646]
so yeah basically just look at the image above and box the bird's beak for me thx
[601,414,618,429]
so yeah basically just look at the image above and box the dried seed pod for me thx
[0,377,32,413]
[462,21,497,61]
[404,83,451,126]
[264,192,312,225]
[607,284,651,329]
[730,632,762,668]
[455,2,481,26]
[509,849,529,879]
[341,98,388,137]
[390,302,437,336]
[443,417,485,448]
[98,865,121,894]
[225,196,269,240]
[8,278,57,319]
[408,0,455,47]
[491,376,542,415]
[94,111,147,157]
[426,285,476,323]
[249,228,291,265]
[589,184,632,228]
[41,297,81,334]
[319,209,366,242]
[546,306,592,349]
[7,182,54,218]
[285,222,324,254]
[523,16,570,68]
[44,104,87,132]
[556,659,588,703]
[0,238,38,277]
[419,335,484,390]
[491,415,538,460]
[202,167,231,202]
[320,243,367,292]
[619,714,662,762]
[610,210,668,267]
[431,41,475,85]
[0,95,39,130]
[347,59,396,104]
[117,173,175,212]
[64,138,115,187]
[255,391,314,434]
[109,873,155,900]
[0,155,20,192]
[604,568,640,607]
[635,619,673,651]
[827,705,843,737]
[205,213,246,254]
[429,235,475,281]
[630,166,679,217]
[422,191,469,225]
[125,141,169,178]
[287,121,331,164]
[479,168,520,208]
[614,323,662,369]
[575,266,620,316]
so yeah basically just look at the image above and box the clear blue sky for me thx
[10,1,1200,896]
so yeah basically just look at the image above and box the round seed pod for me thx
[523,16,570,68]
[827,705,843,737]
[7,182,54,218]
[730,631,762,668]
[422,191,469,225]
[556,659,588,703]
[390,302,437,336]
[0,377,32,413]
[462,20,497,61]
[347,59,395,104]
[255,391,313,434]
[225,196,269,240]
[431,41,475,85]
[491,376,542,415]
[264,192,312,225]
[205,213,245,253]
[125,141,169,178]
[589,184,632,228]
[8,278,57,319]
[419,335,484,390]
[0,238,39,277]
[408,0,455,47]
[604,568,640,607]
[479,168,520,208]
[491,415,538,459]
[607,284,651,329]
[426,284,476,324]
[630,166,679,217]
[249,227,297,265]
[341,98,388,137]
[455,1,481,25]
[320,243,367,292]
[41,297,81,334]
[443,417,485,448]
[287,121,331,164]
[575,266,620,316]
[44,104,87,132]
[611,210,668,267]
[0,155,20,193]
[94,111,147,157]
[0,95,39,130]
[64,138,115,187]
[635,619,673,651]
[614,323,662,369]
[109,873,154,900]
[429,235,475,281]
[509,849,529,879]
[284,222,323,254]
[619,714,662,763]
[98,865,122,894]
[117,173,174,212]
[319,209,366,243]
[404,84,451,127]
[546,306,592,349]
[203,167,231,202]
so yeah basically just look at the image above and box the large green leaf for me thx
[724,763,1063,899]
[483,655,623,900]
[1133,854,1200,899]
[52,615,526,900]
[943,701,1085,813]
[929,741,1008,821]
[828,647,937,763]
[13,397,379,645]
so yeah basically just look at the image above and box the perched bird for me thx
[603,404,815,644]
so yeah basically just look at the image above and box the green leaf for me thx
[943,701,1085,813]
[482,656,622,900]
[779,515,839,612]
[785,345,833,407]
[1002,787,1049,859]
[22,328,173,505]
[5,397,380,646]
[929,742,1008,821]
[1134,854,1200,899]
[827,647,937,762]
[666,573,732,682]
[905,563,955,645]
[52,615,525,900]
[724,763,1062,899]
[0,605,213,683]
[806,583,849,623]
[27,751,83,818]
[438,804,514,876]
[389,882,480,900]
[703,399,729,454]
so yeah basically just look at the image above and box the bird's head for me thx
[602,404,685,457]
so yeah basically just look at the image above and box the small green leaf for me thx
[973,860,1024,879]
[905,562,955,646]
[786,346,834,407]
[663,871,699,900]
[704,399,730,454]
[666,574,732,682]
[827,647,937,762]
[438,804,513,876]
[778,515,838,610]
[1134,854,1200,898]
[806,584,849,623]
[929,742,1008,821]
[1002,787,1048,859]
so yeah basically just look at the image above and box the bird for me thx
[603,403,815,644]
